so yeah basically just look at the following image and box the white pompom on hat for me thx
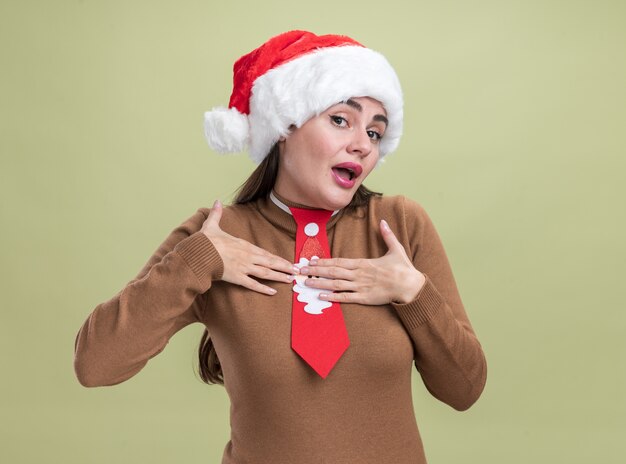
[204,30,403,164]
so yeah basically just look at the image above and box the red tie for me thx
[289,207,350,379]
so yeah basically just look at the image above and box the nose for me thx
[346,129,372,158]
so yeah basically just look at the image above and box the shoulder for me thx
[365,194,429,223]
[196,201,260,230]
[363,195,436,246]
[196,201,256,218]
[349,195,432,260]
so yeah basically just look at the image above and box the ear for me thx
[277,137,285,157]
[279,124,297,142]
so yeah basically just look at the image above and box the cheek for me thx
[303,126,340,158]
[362,157,379,179]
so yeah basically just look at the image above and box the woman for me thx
[74,30,487,463]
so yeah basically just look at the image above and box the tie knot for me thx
[288,207,333,235]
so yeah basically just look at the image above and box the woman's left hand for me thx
[299,220,427,305]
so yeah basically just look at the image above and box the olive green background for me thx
[1,0,624,462]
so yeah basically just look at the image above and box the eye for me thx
[330,115,348,127]
[367,129,383,142]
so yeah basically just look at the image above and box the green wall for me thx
[2,0,625,462]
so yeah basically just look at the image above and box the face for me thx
[274,96,388,211]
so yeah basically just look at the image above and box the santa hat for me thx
[203,30,403,164]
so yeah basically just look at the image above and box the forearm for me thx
[73,209,223,387]
[74,233,220,387]
[392,275,487,410]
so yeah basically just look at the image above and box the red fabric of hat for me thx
[229,31,363,115]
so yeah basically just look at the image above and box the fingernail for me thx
[292,265,300,274]
[300,266,309,274]
[319,293,329,299]
[213,199,222,208]
[309,258,318,265]
[381,219,389,231]
[268,288,277,295]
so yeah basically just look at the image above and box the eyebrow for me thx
[342,99,389,126]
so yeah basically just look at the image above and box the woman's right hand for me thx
[201,200,297,295]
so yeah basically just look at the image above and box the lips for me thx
[330,162,363,189]
[331,162,363,182]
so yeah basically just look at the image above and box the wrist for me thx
[394,269,426,304]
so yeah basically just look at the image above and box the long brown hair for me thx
[197,143,382,385]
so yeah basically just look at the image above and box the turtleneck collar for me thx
[269,191,340,217]
[255,190,345,237]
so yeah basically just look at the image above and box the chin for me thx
[320,191,355,210]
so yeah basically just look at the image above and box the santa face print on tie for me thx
[293,255,332,315]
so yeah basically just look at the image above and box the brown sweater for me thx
[74,193,487,464]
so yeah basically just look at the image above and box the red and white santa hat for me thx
[204,30,403,164]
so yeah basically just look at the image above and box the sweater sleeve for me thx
[73,208,224,388]
[390,198,487,411]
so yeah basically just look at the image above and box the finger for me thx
[300,265,354,281]
[249,247,300,275]
[305,277,356,292]
[239,275,278,295]
[249,264,295,283]
[380,219,405,254]
[307,257,360,270]
[318,291,364,304]
[206,199,223,228]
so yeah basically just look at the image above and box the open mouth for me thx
[332,167,356,181]
[331,163,363,182]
